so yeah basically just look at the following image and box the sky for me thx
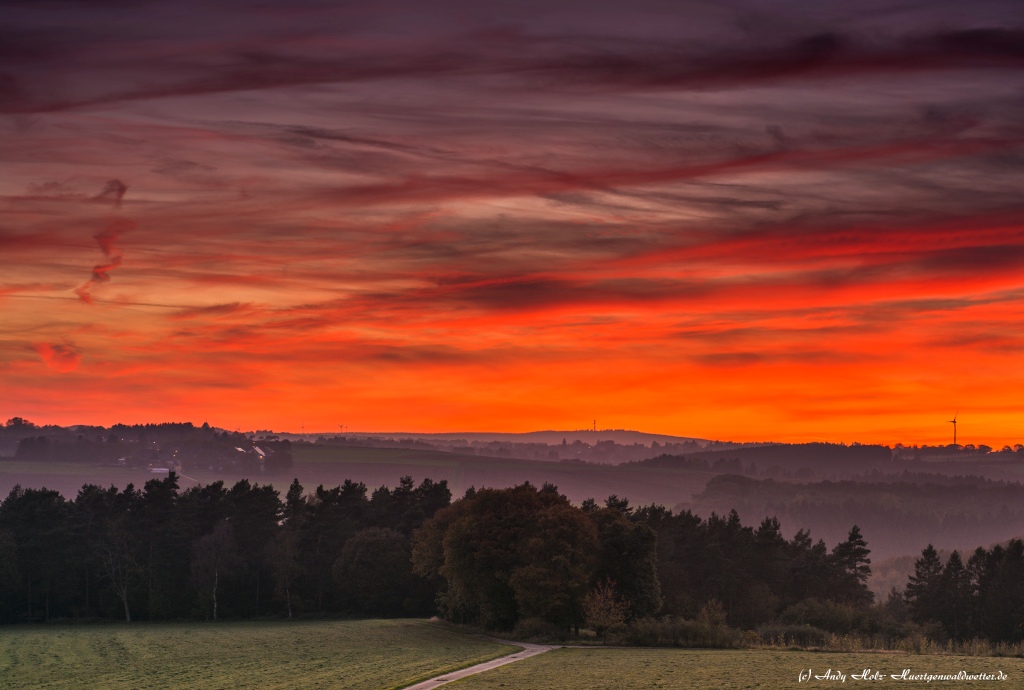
[2,0,1023,446]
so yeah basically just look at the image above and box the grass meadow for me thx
[448,647,1024,689]
[0,619,517,690]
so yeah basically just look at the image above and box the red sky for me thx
[2,1,1023,446]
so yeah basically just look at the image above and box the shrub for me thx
[757,623,830,648]
[779,598,864,634]
[583,577,629,642]
[512,617,565,642]
[614,616,745,648]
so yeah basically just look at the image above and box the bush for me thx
[757,623,830,648]
[613,616,745,648]
[512,617,565,642]
[779,598,864,634]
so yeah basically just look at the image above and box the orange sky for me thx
[2,2,1023,446]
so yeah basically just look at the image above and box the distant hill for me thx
[318,429,711,446]
[632,442,892,476]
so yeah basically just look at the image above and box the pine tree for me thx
[940,551,973,639]
[831,525,872,605]
[905,544,943,624]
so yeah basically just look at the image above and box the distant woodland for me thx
[1,418,293,474]
[12,419,1022,474]
[0,418,736,467]
[633,442,1024,479]
[2,473,1023,646]
[686,474,1024,561]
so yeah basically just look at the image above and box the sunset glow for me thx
[3,1,1023,445]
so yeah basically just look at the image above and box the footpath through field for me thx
[402,641,557,690]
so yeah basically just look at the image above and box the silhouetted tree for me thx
[304,480,368,613]
[268,479,307,618]
[0,486,73,621]
[830,525,872,605]
[191,520,238,621]
[414,483,607,630]
[510,502,597,631]
[905,544,943,624]
[591,507,661,620]
[140,473,181,619]
[939,550,972,639]
[333,527,425,616]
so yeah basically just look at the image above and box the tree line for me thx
[0,474,447,622]
[903,540,1024,642]
[0,475,867,631]
[688,474,1024,561]
[1,475,1020,644]
[632,443,893,476]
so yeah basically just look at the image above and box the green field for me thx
[448,647,1024,689]
[0,619,517,690]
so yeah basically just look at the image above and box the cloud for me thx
[694,351,765,368]
[0,283,55,297]
[169,302,259,320]
[93,179,127,207]
[75,181,134,304]
[302,135,1019,210]
[4,17,1024,114]
[525,28,1024,90]
[33,342,82,373]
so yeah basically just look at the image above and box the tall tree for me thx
[0,486,73,621]
[77,484,143,623]
[267,528,302,618]
[225,480,281,617]
[304,480,368,613]
[140,473,181,619]
[981,540,1024,642]
[939,550,972,639]
[414,483,600,630]
[509,502,598,631]
[190,520,239,621]
[268,479,307,618]
[0,528,20,620]
[830,525,872,605]
[333,527,426,616]
[905,544,943,624]
[590,507,662,620]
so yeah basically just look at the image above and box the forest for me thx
[904,541,1024,642]
[2,474,1022,646]
[687,474,1024,560]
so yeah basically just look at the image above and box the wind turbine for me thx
[949,411,958,447]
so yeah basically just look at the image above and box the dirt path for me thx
[402,641,558,690]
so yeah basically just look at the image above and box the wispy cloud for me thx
[33,342,82,373]
[75,214,135,305]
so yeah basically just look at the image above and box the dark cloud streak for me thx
[4,19,1024,113]
[74,182,134,304]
